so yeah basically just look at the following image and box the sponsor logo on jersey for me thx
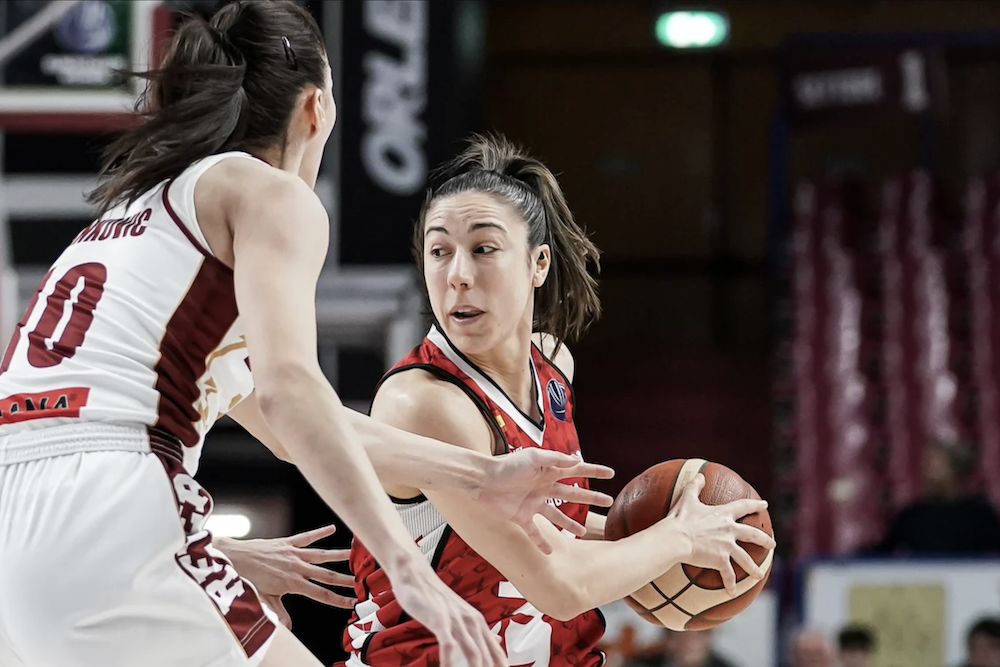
[0,387,90,424]
[546,378,568,421]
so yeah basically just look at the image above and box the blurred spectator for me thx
[786,628,835,667]
[627,628,738,667]
[957,617,1000,667]
[872,440,1000,554]
[837,624,875,667]
[601,623,641,667]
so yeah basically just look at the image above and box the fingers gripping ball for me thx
[605,459,774,631]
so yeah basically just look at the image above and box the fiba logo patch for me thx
[53,1,116,55]
[546,378,568,421]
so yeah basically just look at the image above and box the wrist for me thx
[658,517,694,562]
[468,452,494,501]
[382,546,433,586]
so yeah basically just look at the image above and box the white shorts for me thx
[0,423,278,667]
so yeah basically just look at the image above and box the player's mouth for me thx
[450,307,485,324]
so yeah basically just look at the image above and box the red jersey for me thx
[340,326,605,667]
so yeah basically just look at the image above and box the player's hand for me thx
[214,524,355,629]
[475,448,615,554]
[392,559,508,667]
[666,474,776,597]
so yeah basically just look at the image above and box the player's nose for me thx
[447,250,475,289]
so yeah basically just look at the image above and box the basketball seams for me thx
[646,580,694,614]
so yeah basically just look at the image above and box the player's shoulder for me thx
[200,155,322,221]
[531,332,575,383]
[376,368,478,416]
[374,368,488,433]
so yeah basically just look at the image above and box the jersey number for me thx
[0,262,108,373]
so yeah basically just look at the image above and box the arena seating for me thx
[778,171,1000,558]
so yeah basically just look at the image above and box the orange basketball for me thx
[605,459,774,631]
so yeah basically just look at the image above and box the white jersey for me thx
[0,152,260,474]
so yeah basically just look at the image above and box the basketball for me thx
[605,459,774,631]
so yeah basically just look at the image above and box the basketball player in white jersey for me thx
[0,3,616,666]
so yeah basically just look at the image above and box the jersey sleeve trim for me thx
[161,181,233,275]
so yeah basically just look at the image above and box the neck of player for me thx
[465,318,538,421]
[250,145,314,188]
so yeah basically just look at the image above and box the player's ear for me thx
[303,85,326,137]
[533,244,550,288]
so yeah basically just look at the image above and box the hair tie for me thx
[281,36,298,71]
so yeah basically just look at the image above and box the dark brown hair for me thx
[88,0,326,213]
[414,133,601,348]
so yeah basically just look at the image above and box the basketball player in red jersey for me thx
[0,3,616,667]
[336,135,777,667]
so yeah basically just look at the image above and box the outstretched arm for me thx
[229,393,490,490]
[228,384,613,553]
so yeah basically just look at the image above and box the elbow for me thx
[254,363,324,419]
[522,568,589,622]
[536,592,588,623]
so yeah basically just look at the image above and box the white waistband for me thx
[0,423,151,465]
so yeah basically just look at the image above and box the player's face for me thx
[922,444,955,491]
[969,632,1000,667]
[423,192,548,355]
[839,649,871,667]
[667,630,712,667]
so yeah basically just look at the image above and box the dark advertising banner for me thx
[783,46,948,124]
[1,0,134,90]
[338,0,478,265]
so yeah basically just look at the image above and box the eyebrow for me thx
[424,222,507,236]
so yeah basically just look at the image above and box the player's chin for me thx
[443,319,493,352]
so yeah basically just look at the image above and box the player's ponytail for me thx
[88,0,326,214]
[508,150,602,347]
[416,133,601,349]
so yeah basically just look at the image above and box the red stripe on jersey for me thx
[161,182,230,270]
[152,259,239,447]
[344,328,605,667]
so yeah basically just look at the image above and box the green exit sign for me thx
[655,10,729,49]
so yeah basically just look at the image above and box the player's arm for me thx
[228,391,513,488]
[227,390,613,552]
[227,393,292,462]
[229,170,431,571]
[374,371,774,622]
[583,511,606,541]
[228,391,498,491]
